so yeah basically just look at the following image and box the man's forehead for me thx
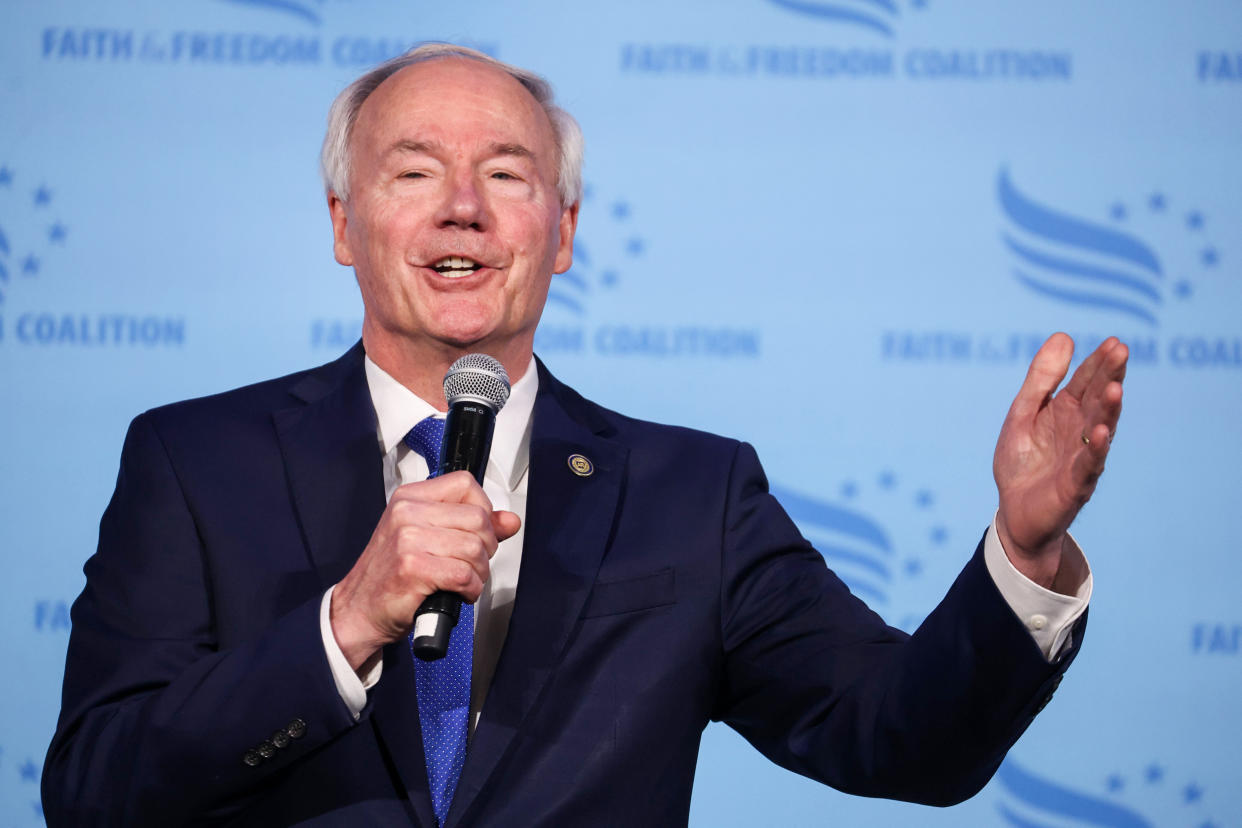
[362,58,548,132]
[351,58,557,177]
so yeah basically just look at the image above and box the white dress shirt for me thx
[320,358,1091,721]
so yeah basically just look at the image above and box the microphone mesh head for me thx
[443,353,511,412]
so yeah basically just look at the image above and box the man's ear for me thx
[552,202,580,275]
[328,192,354,267]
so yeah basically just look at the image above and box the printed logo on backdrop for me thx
[39,1,497,69]
[1191,621,1242,655]
[621,1,1071,82]
[766,0,924,39]
[772,468,951,631]
[1197,50,1241,83]
[0,166,183,347]
[535,184,759,359]
[883,165,1239,369]
[217,0,328,26]
[993,757,1222,828]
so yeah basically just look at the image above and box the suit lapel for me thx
[274,344,385,587]
[447,363,628,826]
[273,344,438,826]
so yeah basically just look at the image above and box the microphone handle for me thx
[410,401,496,661]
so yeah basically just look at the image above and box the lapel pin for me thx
[567,453,594,477]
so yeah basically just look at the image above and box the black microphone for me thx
[410,353,511,661]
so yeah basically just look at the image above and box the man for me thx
[44,44,1127,826]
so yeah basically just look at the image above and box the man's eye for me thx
[491,171,518,181]
[401,171,428,179]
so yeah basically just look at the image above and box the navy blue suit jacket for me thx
[45,343,1079,826]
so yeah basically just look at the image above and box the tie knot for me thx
[403,416,445,477]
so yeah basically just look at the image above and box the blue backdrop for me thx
[3,1,1240,825]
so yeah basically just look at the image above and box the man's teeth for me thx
[432,256,480,278]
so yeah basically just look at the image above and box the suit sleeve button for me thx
[271,730,291,749]
[242,750,263,767]
[257,740,277,759]
[286,718,307,740]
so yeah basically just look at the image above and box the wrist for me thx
[329,587,386,672]
[996,513,1065,590]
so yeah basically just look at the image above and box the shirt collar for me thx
[364,354,537,491]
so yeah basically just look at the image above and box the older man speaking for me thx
[44,44,1127,827]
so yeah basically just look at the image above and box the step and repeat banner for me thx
[2,1,1240,825]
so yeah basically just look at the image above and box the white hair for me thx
[320,43,584,208]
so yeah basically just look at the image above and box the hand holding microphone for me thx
[329,354,515,671]
[411,354,511,660]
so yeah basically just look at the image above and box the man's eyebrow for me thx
[382,140,537,163]
[488,142,537,162]
[386,139,436,155]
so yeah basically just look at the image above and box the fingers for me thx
[394,523,492,597]
[1082,339,1128,402]
[1072,365,1124,490]
[1071,419,1114,494]
[1077,340,1128,442]
[334,474,507,657]
[397,469,495,510]
[1064,336,1124,402]
[1008,332,1074,420]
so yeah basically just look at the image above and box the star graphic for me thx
[1184,783,1203,803]
[877,471,896,490]
[1186,210,1205,230]
[1109,202,1127,221]
[910,0,927,8]
[903,558,922,577]
[19,758,37,782]
[840,481,858,499]
[1199,821,1217,828]
[0,166,12,187]
[929,526,947,545]
[625,237,645,257]
[581,183,594,202]
[33,801,43,818]
[49,222,67,244]
[33,185,52,207]
[611,201,630,220]
[1148,192,1166,211]
[1174,280,1193,299]
[914,490,933,508]
[1145,763,1164,783]
[1201,247,1219,267]
[1105,773,1124,792]
[22,255,39,275]
[601,269,619,287]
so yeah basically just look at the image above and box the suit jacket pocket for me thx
[581,568,676,618]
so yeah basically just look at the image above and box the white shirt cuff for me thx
[320,585,383,721]
[982,516,1092,662]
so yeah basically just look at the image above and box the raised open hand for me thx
[994,333,1128,591]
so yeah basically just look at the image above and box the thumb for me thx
[1009,332,1074,420]
[491,510,522,544]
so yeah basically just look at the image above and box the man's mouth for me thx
[431,256,485,279]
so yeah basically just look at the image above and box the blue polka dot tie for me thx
[403,416,473,826]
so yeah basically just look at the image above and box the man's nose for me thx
[435,172,488,230]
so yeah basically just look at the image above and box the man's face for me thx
[329,58,577,369]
